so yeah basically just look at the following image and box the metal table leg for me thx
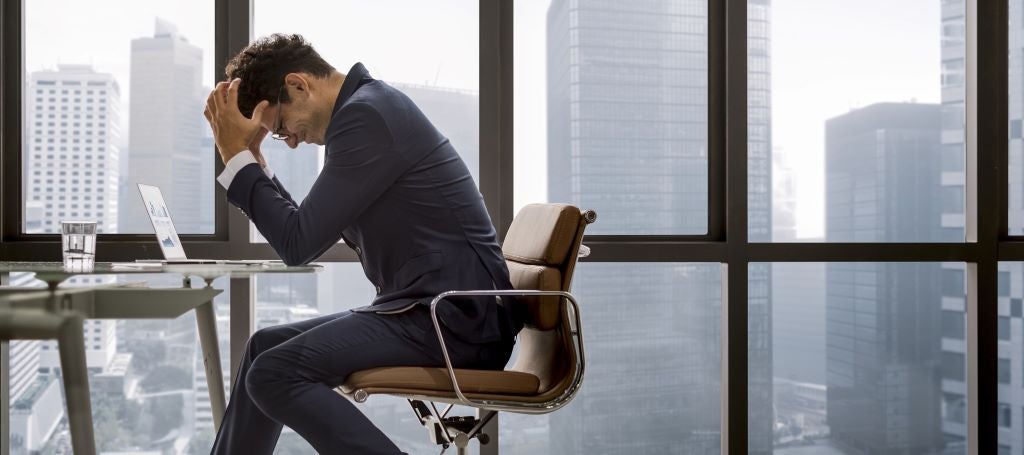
[56,313,96,455]
[229,276,253,385]
[0,307,95,455]
[196,299,226,430]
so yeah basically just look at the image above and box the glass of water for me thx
[61,220,97,272]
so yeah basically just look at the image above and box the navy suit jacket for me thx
[226,63,520,344]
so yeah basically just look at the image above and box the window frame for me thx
[0,0,1008,454]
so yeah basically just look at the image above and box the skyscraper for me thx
[7,341,40,405]
[120,18,207,233]
[545,0,771,452]
[824,102,946,454]
[22,64,121,381]
[24,64,121,234]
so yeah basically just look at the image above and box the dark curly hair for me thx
[224,34,335,117]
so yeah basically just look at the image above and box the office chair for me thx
[340,203,596,454]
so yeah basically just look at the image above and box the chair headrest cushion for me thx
[503,204,581,266]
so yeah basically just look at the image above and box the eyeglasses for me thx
[270,86,289,141]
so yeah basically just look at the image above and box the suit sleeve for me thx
[225,102,406,265]
[270,175,297,206]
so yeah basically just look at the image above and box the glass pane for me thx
[252,0,479,243]
[997,264,1024,452]
[22,2,216,234]
[1011,0,1024,235]
[758,262,966,454]
[757,0,964,242]
[7,275,231,453]
[500,263,722,454]
[514,0,710,235]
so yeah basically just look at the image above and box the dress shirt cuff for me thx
[217,150,274,189]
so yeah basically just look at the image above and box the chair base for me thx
[408,400,495,455]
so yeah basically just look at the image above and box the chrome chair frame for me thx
[349,288,586,415]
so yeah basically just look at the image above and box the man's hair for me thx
[224,34,335,117]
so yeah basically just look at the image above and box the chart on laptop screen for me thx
[137,184,187,260]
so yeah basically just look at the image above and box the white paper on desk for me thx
[110,262,164,269]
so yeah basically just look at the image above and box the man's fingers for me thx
[226,78,241,113]
[251,100,270,122]
[214,81,228,111]
[206,89,219,116]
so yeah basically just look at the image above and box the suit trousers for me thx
[209,306,514,455]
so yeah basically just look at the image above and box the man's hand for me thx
[248,127,269,168]
[203,78,270,164]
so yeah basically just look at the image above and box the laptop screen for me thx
[137,184,187,261]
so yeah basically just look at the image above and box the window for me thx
[943,392,966,424]
[513,0,710,235]
[767,262,964,453]
[3,1,1016,454]
[944,352,966,383]
[250,0,479,243]
[755,0,962,243]
[22,1,215,235]
[500,263,722,455]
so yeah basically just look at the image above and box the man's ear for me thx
[284,73,310,95]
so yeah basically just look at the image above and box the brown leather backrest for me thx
[503,204,589,330]
[504,203,593,394]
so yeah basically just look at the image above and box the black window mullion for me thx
[975,0,1007,452]
[480,0,513,241]
[724,0,748,452]
[0,0,23,250]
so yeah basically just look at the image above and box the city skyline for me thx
[10,2,1015,455]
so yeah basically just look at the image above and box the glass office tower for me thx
[824,103,948,454]
[24,65,120,234]
[546,0,772,453]
[120,19,208,233]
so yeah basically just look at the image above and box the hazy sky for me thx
[514,0,943,237]
[770,0,942,238]
[26,0,945,238]
[25,0,478,145]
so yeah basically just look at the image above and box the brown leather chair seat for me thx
[340,367,540,396]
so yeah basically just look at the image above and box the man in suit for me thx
[202,34,522,454]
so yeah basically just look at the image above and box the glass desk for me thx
[0,261,321,455]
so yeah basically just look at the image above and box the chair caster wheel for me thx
[477,434,490,445]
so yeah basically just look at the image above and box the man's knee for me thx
[244,348,298,409]
[246,326,291,357]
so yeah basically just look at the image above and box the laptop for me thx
[136,183,267,265]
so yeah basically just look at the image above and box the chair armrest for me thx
[428,289,585,411]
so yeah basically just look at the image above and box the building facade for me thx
[544,0,771,452]
[25,64,120,234]
[824,103,947,454]
[120,18,208,233]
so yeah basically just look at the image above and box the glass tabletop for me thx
[0,261,322,285]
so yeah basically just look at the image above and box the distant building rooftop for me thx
[12,375,54,410]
